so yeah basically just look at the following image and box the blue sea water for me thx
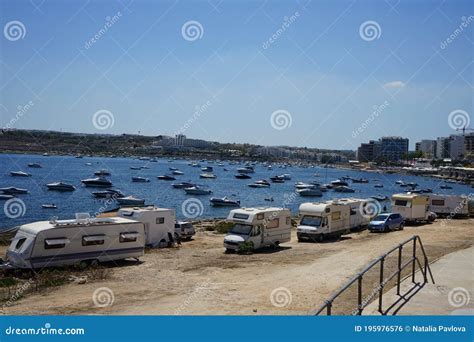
[0,153,472,229]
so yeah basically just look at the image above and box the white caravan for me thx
[5,214,145,269]
[297,199,373,242]
[391,193,436,223]
[427,194,469,217]
[118,206,176,247]
[224,207,291,252]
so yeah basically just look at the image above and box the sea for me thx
[0,153,472,230]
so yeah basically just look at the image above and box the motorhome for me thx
[297,199,371,242]
[427,194,469,217]
[223,207,291,252]
[118,206,176,247]
[391,193,436,223]
[4,214,145,269]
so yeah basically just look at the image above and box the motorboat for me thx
[420,188,433,193]
[172,170,184,175]
[235,173,251,179]
[209,197,240,207]
[200,173,216,179]
[264,197,274,202]
[248,180,270,188]
[27,162,42,168]
[237,166,255,174]
[94,169,111,176]
[440,184,453,189]
[157,175,176,180]
[42,204,57,209]
[201,166,213,172]
[374,184,384,188]
[184,186,212,195]
[297,188,323,197]
[352,178,369,183]
[282,174,291,180]
[117,196,145,206]
[130,166,142,170]
[395,180,404,185]
[10,171,31,177]
[132,176,150,182]
[81,177,112,187]
[270,176,285,183]
[333,185,355,193]
[295,182,316,189]
[331,179,348,187]
[92,189,125,198]
[172,182,196,189]
[0,187,28,194]
[169,167,178,171]
[46,182,76,191]
[0,194,14,200]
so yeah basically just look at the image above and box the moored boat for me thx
[184,186,212,195]
[157,175,176,180]
[27,162,42,168]
[132,176,150,182]
[81,177,112,187]
[117,196,145,206]
[46,182,76,191]
[200,173,216,179]
[10,171,31,177]
[235,173,251,179]
[209,197,240,207]
[0,187,28,194]
[297,188,323,197]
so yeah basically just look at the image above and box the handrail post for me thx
[357,276,363,315]
[423,256,428,284]
[412,237,417,283]
[397,245,402,295]
[378,257,384,314]
[327,301,332,315]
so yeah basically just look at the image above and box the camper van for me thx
[5,214,145,269]
[391,193,436,223]
[427,194,469,217]
[118,206,176,247]
[223,207,291,252]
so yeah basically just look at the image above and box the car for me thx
[174,221,196,240]
[368,213,404,232]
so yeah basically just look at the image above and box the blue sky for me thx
[0,0,472,150]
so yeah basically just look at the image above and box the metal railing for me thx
[315,235,435,315]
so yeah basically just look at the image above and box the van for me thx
[223,207,291,252]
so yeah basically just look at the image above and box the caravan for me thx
[118,207,176,247]
[391,193,436,223]
[297,199,372,242]
[5,214,145,269]
[223,207,291,252]
[427,194,469,217]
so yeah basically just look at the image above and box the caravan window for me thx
[120,232,139,243]
[394,200,411,208]
[44,238,69,250]
[15,238,26,250]
[266,218,280,229]
[350,209,356,216]
[82,235,105,246]
[332,211,341,220]
[156,217,165,224]
[431,199,445,206]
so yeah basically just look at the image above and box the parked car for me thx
[174,221,196,240]
[368,213,404,232]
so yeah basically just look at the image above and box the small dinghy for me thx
[200,173,216,179]
[172,170,184,175]
[209,197,240,207]
[132,177,150,182]
[42,204,57,209]
[374,184,384,188]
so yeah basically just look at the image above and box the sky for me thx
[0,0,473,151]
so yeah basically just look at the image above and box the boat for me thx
[132,176,150,182]
[333,185,355,193]
[81,177,112,187]
[46,182,76,191]
[352,178,369,183]
[201,166,213,172]
[200,173,216,179]
[264,197,274,202]
[237,166,255,174]
[282,174,291,180]
[331,179,348,186]
[130,166,142,170]
[172,170,184,175]
[270,176,285,183]
[223,168,229,171]
[440,184,453,189]
[94,169,111,176]
[27,162,42,168]
[295,182,316,189]
[172,182,196,189]
[0,194,14,200]
[41,204,57,209]
[157,175,176,180]
[85,162,92,166]
[248,180,270,188]
[374,184,384,188]
[10,171,31,177]
[209,197,240,207]
[0,187,28,194]
[184,186,212,195]
[117,196,145,206]
[297,188,323,197]
[169,167,178,171]
[395,180,404,185]
[92,189,125,198]
[235,173,251,179]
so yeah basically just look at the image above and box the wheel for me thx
[315,234,324,242]
[399,223,404,230]
[79,260,90,270]
[383,225,390,233]
[90,259,100,268]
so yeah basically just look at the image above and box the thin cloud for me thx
[384,81,406,88]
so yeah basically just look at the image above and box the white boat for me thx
[0,194,14,200]
[172,170,184,175]
[248,180,270,188]
[297,188,322,197]
[92,189,124,198]
[10,171,31,177]
[184,186,212,195]
[117,196,145,206]
[42,204,57,209]
[94,169,111,176]
[237,166,255,174]
[0,187,28,194]
[295,182,316,189]
[200,173,216,179]
[331,179,348,186]
[81,177,112,187]
[132,177,150,182]
[333,185,355,193]
[172,182,196,189]
[27,162,42,168]
[46,182,76,191]
[209,197,241,207]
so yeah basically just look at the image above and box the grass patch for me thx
[205,221,233,234]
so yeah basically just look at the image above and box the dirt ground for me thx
[2,218,473,315]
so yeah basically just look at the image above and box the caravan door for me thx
[248,225,263,249]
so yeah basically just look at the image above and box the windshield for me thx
[373,214,389,221]
[300,215,322,227]
[230,224,252,235]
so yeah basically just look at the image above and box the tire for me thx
[399,223,404,231]
[316,234,324,242]
[90,259,100,268]
[383,225,390,233]
[79,260,90,270]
